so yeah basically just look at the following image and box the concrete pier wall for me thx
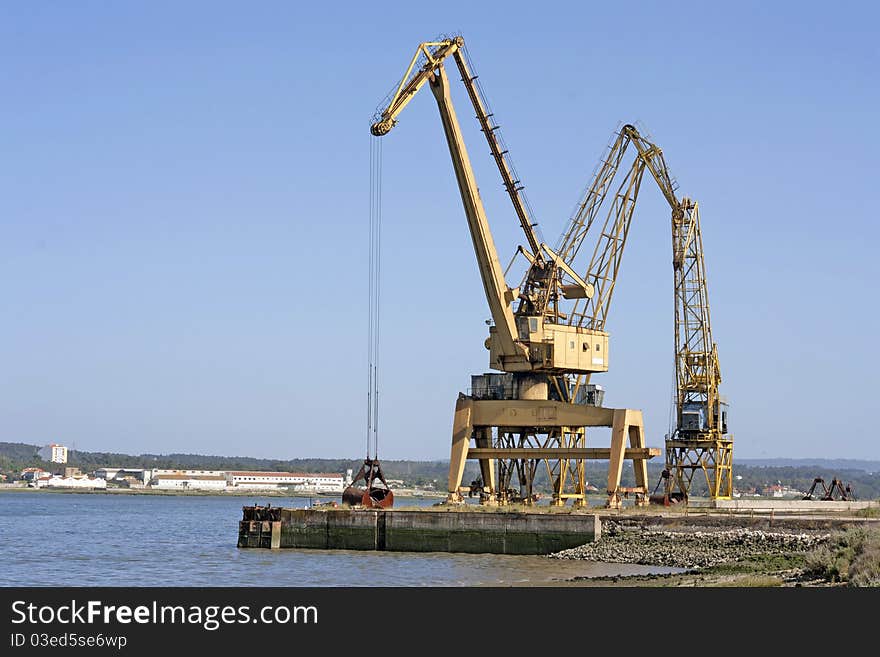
[710,499,878,512]
[239,509,601,555]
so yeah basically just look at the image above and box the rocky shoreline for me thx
[549,520,831,571]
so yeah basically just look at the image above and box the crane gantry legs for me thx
[446,395,657,508]
[665,438,734,500]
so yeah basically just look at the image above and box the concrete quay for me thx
[237,501,878,555]
[238,507,601,555]
[708,499,877,512]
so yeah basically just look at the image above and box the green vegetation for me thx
[802,527,880,586]
[704,552,808,576]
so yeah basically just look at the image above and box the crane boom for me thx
[371,38,529,369]
[450,48,542,259]
[372,37,541,259]
[371,40,460,136]
[427,65,530,368]
[553,127,633,331]
[557,125,677,332]
[371,37,609,376]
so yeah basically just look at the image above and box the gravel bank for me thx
[549,520,831,569]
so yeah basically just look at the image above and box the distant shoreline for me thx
[0,485,446,499]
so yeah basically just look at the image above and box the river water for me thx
[0,492,682,587]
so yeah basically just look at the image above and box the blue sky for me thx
[1,1,877,461]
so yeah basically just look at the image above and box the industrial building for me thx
[35,474,107,489]
[88,466,349,493]
[226,471,346,493]
[151,473,228,491]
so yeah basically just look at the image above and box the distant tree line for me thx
[1,442,877,499]
[728,465,878,500]
[0,442,471,488]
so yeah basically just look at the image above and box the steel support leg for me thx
[446,395,473,503]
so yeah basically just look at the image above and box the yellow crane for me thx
[556,124,733,500]
[371,36,688,506]
[666,197,732,500]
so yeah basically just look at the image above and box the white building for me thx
[226,471,345,493]
[292,473,346,494]
[151,474,228,491]
[39,475,107,490]
[38,444,68,464]
[149,469,226,480]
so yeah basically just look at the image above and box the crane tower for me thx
[666,199,733,499]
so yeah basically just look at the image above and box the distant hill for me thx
[737,458,879,473]
[0,442,40,461]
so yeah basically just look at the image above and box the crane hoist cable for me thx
[366,135,382,462]
[343,135,394,509]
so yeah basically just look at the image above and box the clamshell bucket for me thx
[342,459,394,509]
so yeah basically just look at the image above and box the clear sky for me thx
[1,1,877,462]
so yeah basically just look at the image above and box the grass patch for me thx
[713,575,785,587]
[700,552,808,577]
[803,526,880,586]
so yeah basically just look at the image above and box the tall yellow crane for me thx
[372,36,732,504]
[370,36,659,508]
